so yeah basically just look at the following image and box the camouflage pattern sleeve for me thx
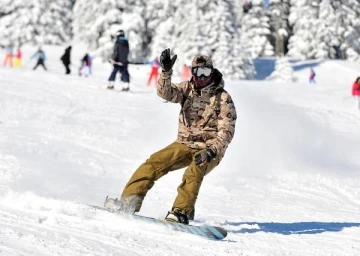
[210,92,237,157]
[157,71,187,103]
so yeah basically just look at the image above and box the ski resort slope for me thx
[1,46,360,255]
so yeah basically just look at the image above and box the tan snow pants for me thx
[121,142,220,219]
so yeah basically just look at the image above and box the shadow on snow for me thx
[291,60,322,72]
[224,221,360,235]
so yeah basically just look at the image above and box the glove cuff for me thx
[160,70,172,78]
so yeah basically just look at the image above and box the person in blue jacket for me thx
[32,47,47,71]
[108,30,130,91]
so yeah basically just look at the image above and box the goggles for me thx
[191,66,213,77]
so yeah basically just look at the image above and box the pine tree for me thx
[73,0,147,62]
[210,0,254,79]
[331,0,360,61]
[121,0,147,62]
[241,0,274,58]
[269,0,291,56]
[170,0,212,71]
[154,0,254,78]
[0,0,73,46]
[287,0,321,60]
[313,0,338,59]
[267,56,296,82]
[145,0,172,59]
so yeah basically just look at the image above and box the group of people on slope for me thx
[60,46,92,76]
[2,45,46,70]
[3,45,22,68]
[2,43,92,75]
[307,67,360,111]
[310,65,360,110]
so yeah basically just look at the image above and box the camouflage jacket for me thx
[157,69,237,161]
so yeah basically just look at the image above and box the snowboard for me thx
[87,205,227,241]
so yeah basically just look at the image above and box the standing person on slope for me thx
[31,47,47,71]
[79,53,92,77]
[107,30,130,91]
[147,57,160,87]
[105,48,237,224]
[14,47,22,68]
[2,44,14,67]
[61,46,72,75]
[309,68,316,84]
[352,77,360,110]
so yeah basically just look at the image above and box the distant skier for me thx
[146,57,160,87]
[79,53,92,77]
[13,47,22,68]
[352,77,360,110]
[31,47,47,71]
[104,49,237,225]
[309,68,316,83]
[2,44,13,67]
[108,30,130,91]
[61,46,72,75]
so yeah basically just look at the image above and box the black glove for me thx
[194,148,216,167]
[160,48,177,72]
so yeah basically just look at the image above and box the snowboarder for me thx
[31,47,47,71]
[61,46,72,75]
[309,68,316,83]
[2,44,14,67]
[108,30,130,91]
[352,77,360,110]
[79,53,92,77]
[146,57,160,87]
[105,49,237,224]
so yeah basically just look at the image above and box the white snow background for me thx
[1,45,360,256]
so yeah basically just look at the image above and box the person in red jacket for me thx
[352,77,360,109]
[309,68,316,83]
[14,47,22,67]
[147,57,160,87]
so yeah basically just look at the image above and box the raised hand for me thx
[160,48,177,72]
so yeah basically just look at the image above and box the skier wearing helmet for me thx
[108,29,130,91]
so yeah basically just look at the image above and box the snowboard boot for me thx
[165,209,189,225]
[104,195,141,214]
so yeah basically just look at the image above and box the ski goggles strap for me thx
[191,66,213,77]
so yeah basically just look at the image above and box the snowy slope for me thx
[1,46,360,256]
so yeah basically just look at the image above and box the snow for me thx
[1,45,360,255]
